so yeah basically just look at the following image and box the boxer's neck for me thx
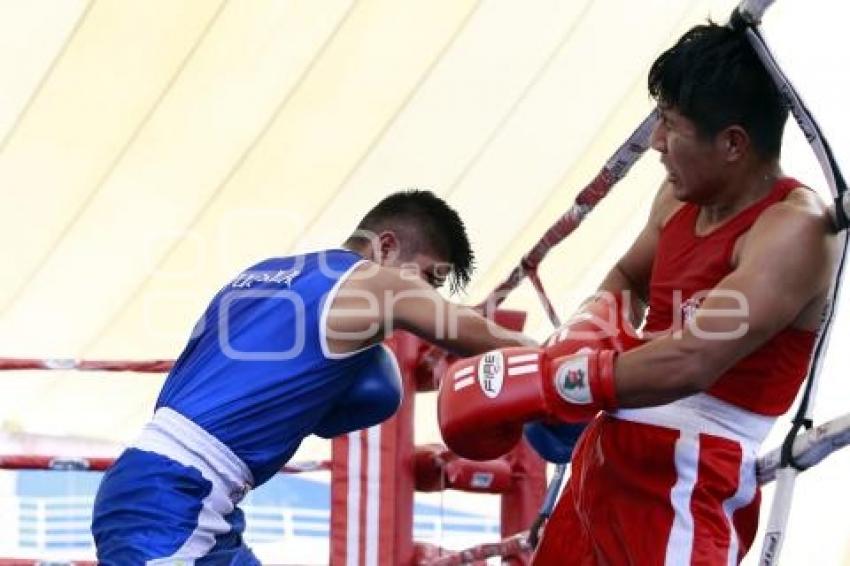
[698,162,783,229]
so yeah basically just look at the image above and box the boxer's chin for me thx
[667,174,686,199]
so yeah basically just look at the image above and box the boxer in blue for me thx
[91,190,534,565]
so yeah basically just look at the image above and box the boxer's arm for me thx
[598,181,680,324]
[326,262,534,356]
[383,270,536,354]
[614,198,835,407]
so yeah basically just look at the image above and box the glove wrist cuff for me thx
[595,349,618,411]
[548,350,619,415]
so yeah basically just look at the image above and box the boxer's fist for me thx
[437,346,617,460]
[314,345,402,438]
[438,348,544,460]
[545,293,642,356]
[523,420,586,464]
[516,295,642,462]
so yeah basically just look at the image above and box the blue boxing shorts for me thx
[91,408,259,565]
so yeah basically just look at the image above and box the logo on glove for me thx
[478,350,504,399]
[554,356,592,405]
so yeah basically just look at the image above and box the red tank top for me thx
[643,177,817,416]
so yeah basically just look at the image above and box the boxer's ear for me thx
[718,125,750,163]
[377,230,401,264]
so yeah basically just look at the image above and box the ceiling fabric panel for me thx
[0,1,226,316]
[294,0,595,248]
[0,0,89,145]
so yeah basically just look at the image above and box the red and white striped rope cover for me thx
[0,358,173,372]
[0,454,331,474]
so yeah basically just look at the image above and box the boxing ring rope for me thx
[481,114,657,314]
[0,454,331,474]
[0,560,94,566]
[738,6,850,562]
[0,357,174,372]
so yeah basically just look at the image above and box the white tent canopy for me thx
[0,1,848,563]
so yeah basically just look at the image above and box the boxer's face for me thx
[407,253,452,290]
[651,105,726,204]
[370,230,452,290]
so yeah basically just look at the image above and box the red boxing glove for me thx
[437,346,617,461]
[545,292,642,356]
[413,344,458,392]
[414,444,513,493]
[545,348,617,421]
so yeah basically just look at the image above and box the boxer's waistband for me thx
[611,392,774,448]
[132,407,254,503]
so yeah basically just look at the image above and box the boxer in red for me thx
[438,22,838,565]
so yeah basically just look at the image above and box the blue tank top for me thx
[156,249,380,485]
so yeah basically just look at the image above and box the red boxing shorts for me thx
[533,393,774,566]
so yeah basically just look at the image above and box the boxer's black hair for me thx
[648,21,788,159]
[351,189,475,293]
